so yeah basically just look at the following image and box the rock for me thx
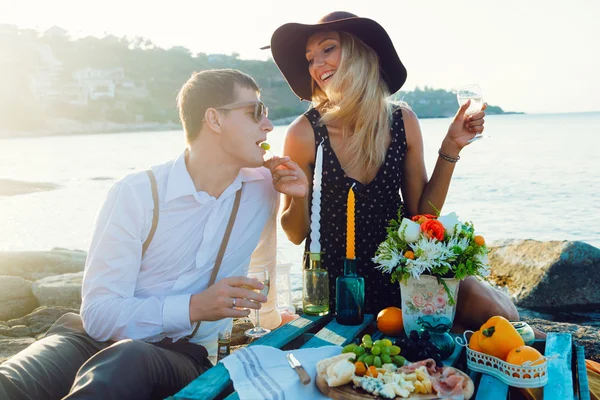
[487,240,600,311]
[5,306,79,336]
[522,316,600,362]
[0,249,86,281]
[32,271,83,309]
[0,325,32,337]
[0,276,38,320]
[0,336,36,364]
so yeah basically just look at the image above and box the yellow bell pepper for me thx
[468,330,484,353]
[478,316,524,360]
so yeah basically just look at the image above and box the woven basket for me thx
[457,331,549,388]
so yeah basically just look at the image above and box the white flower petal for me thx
[399,218,421,243]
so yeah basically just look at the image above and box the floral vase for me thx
[399,275,460,358]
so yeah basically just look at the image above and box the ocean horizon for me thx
[1,112,599,319]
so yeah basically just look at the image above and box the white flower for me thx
[406,237,455,278]
[437,212,460,237]
[373,242,402,274]
[399,218,421,243]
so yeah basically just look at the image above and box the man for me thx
[0,69,306,399]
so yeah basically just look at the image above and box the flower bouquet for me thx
[372,207,490,349]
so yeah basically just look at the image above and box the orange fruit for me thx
[377,307,404,336]
[469,330,484,352]
[474,235,486,246]
[404,251,415,260]
[506,345,544,366]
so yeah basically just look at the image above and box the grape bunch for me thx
[342,334,406,368]
[394,330,444,368]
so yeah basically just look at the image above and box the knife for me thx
[286,353,311,385]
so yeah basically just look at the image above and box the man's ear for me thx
[204,108,222,132]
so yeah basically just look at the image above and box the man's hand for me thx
[264,156,309,198]
[189,276,267,323]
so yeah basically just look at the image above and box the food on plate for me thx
[477,316,524,360]
[316,352,356,387]
[316,353,474,399]
[344,334,407,369]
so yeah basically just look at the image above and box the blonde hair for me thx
[311,32,402,172]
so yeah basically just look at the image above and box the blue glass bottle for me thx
[335,258,364,325]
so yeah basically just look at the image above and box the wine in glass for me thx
[244,267,271,338]
[456,84,485,142]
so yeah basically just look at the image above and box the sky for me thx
[2,0,599,114]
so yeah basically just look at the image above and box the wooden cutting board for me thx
[315,366,475,400]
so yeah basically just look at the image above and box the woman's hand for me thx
[264,156,309,199]
[443,100,487,155]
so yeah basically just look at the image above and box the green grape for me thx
[364,355,374,366]
[342,344,357,353]
[260,142,270,150]
[373,340,382,347]
[371,346,381,356]
[382,355,392,364]
[353,346,366,356]
[373,356,382,368]
[389,346,401,356]
[393,355,407,366]
[362,334,373,348]
[357,353,367,363]
[381,346,391,356]
[381,339,393,347]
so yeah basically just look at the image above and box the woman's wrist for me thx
[440,138,462,158]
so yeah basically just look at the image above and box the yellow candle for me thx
[346,184,356,259]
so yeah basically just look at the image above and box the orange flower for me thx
[420,219,445,241]
[411,214,437,224]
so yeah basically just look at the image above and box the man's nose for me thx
[261,116,273,133]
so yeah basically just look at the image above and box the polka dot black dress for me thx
[303,107,408,316]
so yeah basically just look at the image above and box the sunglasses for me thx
[216,101,268,123]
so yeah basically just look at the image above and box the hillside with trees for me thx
[0,25,517,135]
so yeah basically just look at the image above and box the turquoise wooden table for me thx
[167,315,590,400]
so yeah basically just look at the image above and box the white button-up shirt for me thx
[81,151,281,359]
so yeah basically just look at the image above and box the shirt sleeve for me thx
[247,191,282,330]
[80,179,192,342]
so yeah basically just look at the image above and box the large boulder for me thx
[32,271,83,309]
[0,276,38,320]
[4,306,79,337]
[488,240,600,311]
[0,249,86,281]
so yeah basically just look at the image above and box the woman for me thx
[266,11,517,330]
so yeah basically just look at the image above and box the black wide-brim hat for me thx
[269,11,407,101]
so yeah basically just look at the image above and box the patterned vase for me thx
[399,275,460,358]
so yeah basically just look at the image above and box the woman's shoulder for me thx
[285,114,315,145]
[389,101,417,122]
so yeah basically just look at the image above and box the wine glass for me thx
[456,84,485,142]
[244,267,271,338]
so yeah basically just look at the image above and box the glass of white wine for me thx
[456,84,485,142]
[244,267,271,338]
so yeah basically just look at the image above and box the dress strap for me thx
[304,108,326,144]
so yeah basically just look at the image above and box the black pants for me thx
[0,313,212,400]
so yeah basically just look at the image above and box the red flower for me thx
[420,219,445,241]
[411,214,438,224]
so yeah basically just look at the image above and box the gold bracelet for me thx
[438,149,460,163]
